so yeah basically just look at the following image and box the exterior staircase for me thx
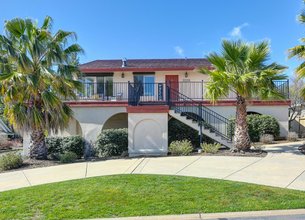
[168,87,233,148]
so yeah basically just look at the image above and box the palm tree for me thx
[289,3,305,97]
[201,40,287,151]
[0,16,83,159]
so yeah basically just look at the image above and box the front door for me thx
[165,75,179,100]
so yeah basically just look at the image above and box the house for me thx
[23,58,290,156]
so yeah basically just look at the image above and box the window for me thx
[81,74,113,98]
[134,74,155,96]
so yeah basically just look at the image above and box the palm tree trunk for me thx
[29,129,47,159]
[234,95,251,151]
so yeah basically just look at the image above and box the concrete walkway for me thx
[92,209,305,220]
[1,141,305,192]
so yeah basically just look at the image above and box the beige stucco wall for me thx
[111,69,208,83]
[128,113,168,156]
[71,106,127,143]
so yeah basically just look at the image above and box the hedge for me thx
[229,114,280,142]
[46,135,84,159]
[95,129,128,157]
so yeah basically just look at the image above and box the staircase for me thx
[0,119,13,136]
[168,87,233,148]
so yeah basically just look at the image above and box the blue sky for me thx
[0,0,304,76]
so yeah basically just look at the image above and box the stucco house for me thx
[23,58,290,156]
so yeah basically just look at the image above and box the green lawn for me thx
[1,174,305,219]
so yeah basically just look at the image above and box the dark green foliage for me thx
[59,152,78,163]
[46,136,84,159]
[61,136,84,158]
[229,114,280,142]
[168,118,214,148]
[95,129,128,157]
[45,137,62,159]
[0,153,23,171]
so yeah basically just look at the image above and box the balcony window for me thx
[81,75,113,99]
[134,74,155,96]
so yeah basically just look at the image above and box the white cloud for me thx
[174,46,185,57]
[229,23,249,38]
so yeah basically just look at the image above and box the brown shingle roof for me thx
[79,58,211,72]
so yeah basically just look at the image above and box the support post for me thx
[201,80,204,101]
[199,103,203,147]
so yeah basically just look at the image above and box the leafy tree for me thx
[0,16,83,159]
[289,73,305,124]
[201,40,287,151]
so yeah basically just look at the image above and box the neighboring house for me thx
[24,58,290,156]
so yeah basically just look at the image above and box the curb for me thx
[88,209,305,220]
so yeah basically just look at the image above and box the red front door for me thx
[165,75,179,100]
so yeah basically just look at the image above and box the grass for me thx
[1,174,305,219]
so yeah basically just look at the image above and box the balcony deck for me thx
[66,80,290,106]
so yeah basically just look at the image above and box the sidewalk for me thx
[89,209,305,220]
[1,141,305,192]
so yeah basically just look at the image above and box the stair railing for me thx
[168,86,233,142]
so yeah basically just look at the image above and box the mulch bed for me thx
[199,148,267,157]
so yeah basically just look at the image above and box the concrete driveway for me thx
[1,141,305,192]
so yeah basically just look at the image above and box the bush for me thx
[201,143,221,154]
[169,140,193,156]
[46,137,62,159]
[61,136,84,158]
[260,134,274,144]
[0,152,23,171]
[168,118,215,148]
[59,152,78,163]
[229,114,280,142]
[287,132,298,142]
[95,129,128,157]
[46,136,84,159]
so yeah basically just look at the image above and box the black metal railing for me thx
[128,82,167,106]
[70,80,289,102]
[169,87,233,142]
[274,80,289,99]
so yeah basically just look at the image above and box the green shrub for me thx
[229,114,280,142]
[61,136,84,158]
[168,118,215,147]
[169,140,193,156]
[201,143,221,154]
[0,152,23,171]
[46,136,84,159]
[46,137,62,159]
[95,129,128,157]
[59,152,78,163]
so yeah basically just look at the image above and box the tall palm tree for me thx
[201,40,287,151]
[0,16,83,159]
[289,3,305,97]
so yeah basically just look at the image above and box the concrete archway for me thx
[247,111,262,115]
[102,113,128,130]
[61,117,82,136]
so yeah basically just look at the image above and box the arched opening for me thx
[62,117,82,136]
[247,111,262,115]
[102,113,128,130]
